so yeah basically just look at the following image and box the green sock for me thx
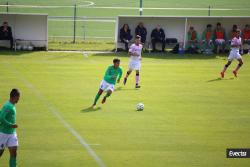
[9,156,16,167]
[94,93,101,105]
[105,93,110,98]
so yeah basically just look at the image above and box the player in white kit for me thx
[123,35,143,88]
[220,29,244,78]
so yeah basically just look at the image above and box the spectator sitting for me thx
[186,26,199,53]
[0,21,14,50]
[135,22,147,45]
[151,25,165,52]
[242,24,250,54]
[120,24,133,52]
[214,22,226,54]
[201,24,214,54]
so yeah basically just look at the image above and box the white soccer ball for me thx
[136,103,144,111]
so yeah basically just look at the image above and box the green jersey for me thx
[0,101,16,134]
[104,65,123,85]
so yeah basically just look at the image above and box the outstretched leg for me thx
[8,146,17,167]
[233,59,243,77]
[93,89,103,107]
[123,70,132,85]
[102,90,112,104]
[221,61,232,78]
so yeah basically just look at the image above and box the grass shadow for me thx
[0,50,37,56]
[114,86,137,92]
[81,106,102,113]
[91,52,230,60]
[207,77,234,82]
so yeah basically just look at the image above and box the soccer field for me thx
[0,52,250,167]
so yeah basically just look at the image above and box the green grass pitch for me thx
[0,52,250,166]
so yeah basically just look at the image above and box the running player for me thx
[0,89,20,167]
[220,29,243,78]
[92,58,122,108]
[123,35,142,88]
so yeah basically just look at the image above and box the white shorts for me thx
[100,80,114,92]
[228,50,242,61]
[215,39,225,45]
[0,133,18,150]
[129,60,141,71]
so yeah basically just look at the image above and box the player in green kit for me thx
[92,58,123,108]
[0,89,20,167]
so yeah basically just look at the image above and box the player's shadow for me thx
[207,77,234,82]
[114,86,139,92]
[81,106,102,113]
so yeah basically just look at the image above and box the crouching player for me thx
[123,35,142,88]
[92,59,122,108]
[220,29,243,78]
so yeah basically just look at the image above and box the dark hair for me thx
[245,24,249,27]
[207,24,212,28]
[233,24,237,29]
[122,24,130,30]
[113,58,120,63]
[10,88,20,98]
[217,22,221,26]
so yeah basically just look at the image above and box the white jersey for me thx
[231,37,241,52]
[129,44,142,62]
[228,37,242,61]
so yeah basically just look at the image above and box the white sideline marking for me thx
[48,50,113,54]
[0,1,95,8]
[4,62,106,167]
[1,4,250,11]
[48,19,116,22]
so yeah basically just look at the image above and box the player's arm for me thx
[0,109,16,128]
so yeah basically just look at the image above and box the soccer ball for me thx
[136,103,144,111]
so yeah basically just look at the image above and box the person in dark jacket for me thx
[135,22,147,44]
[0,21,14,49]
[120,24,133,52]
[151,25,165,52]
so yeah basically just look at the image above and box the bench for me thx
[116,38,179,53]
[0,40,11,49]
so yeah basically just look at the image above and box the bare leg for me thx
[8,146,17,167]
[135,70,140,88]
[102,90,112,104]
[123,70,132,85]
[222,61,232,73]
[234,59,243,72]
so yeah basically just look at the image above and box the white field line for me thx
[4,62,106,167]
[49,36,113,39]
[0,1,95,8]
[48,50,113,54]
[48,19,115,22]
[0,4,250,11]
